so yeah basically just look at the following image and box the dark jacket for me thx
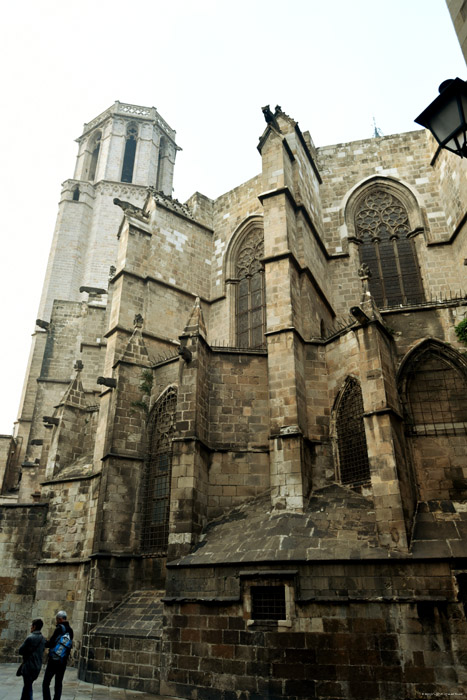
[18,631,46,681]
[45,622,74,663]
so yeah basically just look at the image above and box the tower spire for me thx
[372,116,384,138]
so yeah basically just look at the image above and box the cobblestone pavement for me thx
[0,664,178,700]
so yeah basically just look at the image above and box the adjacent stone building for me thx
[447,0,467,64]
[1,96,467,700]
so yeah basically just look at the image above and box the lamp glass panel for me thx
[461,94,467,139]
[462,94,467,119]
[445,95,467,151]
[429,96,461,144]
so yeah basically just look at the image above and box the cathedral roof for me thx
[171,485,386,566]
[171,486,467,568]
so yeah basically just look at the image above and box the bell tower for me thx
[38,101,180,320]
[14,102,180,467]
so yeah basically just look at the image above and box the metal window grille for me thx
[405,348,467,436]
[251,585,286,621]
[336,378,371,485]
[236,229,266,348]
[141,387,177,554]
[356,189,424,306]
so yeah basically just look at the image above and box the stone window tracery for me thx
[141,386,177,554]
[355,189,423,307]
[236,229,266,348]
[336,377,371,486]
[121,123,138,183]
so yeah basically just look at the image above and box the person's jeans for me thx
[21,676,33,700]
[42,659,66,700]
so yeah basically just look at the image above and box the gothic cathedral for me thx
[1,99,467,700]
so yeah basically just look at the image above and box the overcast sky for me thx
[0,0,465,434]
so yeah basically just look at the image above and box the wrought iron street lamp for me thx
[415,77,467,165]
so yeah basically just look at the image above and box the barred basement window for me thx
[121,123,138,183]
[355,189,423,307]
[141,386,177,554]
[404,347,467,436]
[236,228,266,348]
[336,377,371,485]
[251,586,286,621]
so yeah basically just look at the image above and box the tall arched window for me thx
[141,386,177,554]
[335,377,371,486]
[355,189,423,307]
[156,136,166,191]
[88,131,101,181]
[398,341,467,500]
[121,122,138,183]
[236,228,266,348]
[402,346,467,436]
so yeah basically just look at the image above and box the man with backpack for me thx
[42,611,73,700]
[18,618,46,700]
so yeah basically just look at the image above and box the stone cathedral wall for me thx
[161,562,467,700]
[316,130,465,316]
[0,504,47,659]
[1,96,467,700]
[207,351,270,519]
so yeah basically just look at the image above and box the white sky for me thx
[0,0,465,434]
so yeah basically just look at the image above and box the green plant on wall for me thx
[455,318,467,345]
[131,369,154,417]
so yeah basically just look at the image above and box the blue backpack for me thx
[50,625,72,661]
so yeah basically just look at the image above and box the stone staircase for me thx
[91,589,165,638]
[85,590,166,693]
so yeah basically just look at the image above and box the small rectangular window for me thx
[251,585,286,621]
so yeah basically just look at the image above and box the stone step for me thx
[91,590,166,638]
